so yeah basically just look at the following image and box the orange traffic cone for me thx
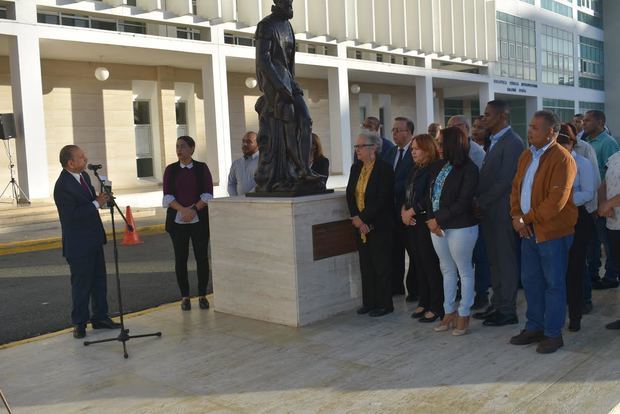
[121,206,143,245]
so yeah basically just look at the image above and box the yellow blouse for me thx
[354,160,375,243]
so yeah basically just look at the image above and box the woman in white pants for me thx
[426,126,480,335]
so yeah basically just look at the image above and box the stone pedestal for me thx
[209,191,361,326]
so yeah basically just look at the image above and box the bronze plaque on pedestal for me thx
[312,220,357,261]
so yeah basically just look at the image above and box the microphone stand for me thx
[83,167,161,358]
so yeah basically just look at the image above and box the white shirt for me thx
[67,169,100,209]
[605,152,620,230]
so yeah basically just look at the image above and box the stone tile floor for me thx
[1,290,619,414]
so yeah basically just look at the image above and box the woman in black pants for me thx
[163,136,214,311]
[557,125,596,331]
[402,134,444,322]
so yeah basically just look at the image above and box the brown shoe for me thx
[536,335,564,354]
[509,329,544,345]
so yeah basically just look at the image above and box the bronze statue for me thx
[252,0,327,196]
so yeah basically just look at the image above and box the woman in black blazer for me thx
[346,131,395,317]
[426,127,479,335]
[402,134,444,323]
[310,133,329,184]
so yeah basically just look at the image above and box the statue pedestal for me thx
[209,192,362,327]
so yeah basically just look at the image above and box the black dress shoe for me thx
[405,294,418,303]
[198,297,210,310]
[357,306,373,315]
[568,319,581,332]
[411,308,426,319]
[536,335,563,354]
[592,278,619,290]
[605,319,620,330]
[473,306,496,320]
[482,311,518,327]
[471,295,489,311]
[418,312,441,323]
[181,298,191,311]
[582,302,593,315]
[369,308,394,317]
[92,318,122,329]
[73,324,86,339]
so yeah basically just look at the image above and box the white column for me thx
[415,76,434,134]
[9,30,50,200]
[201,46,232,196]
[526,95,543,124]
[328,63,351,176]
[478,82,493,114]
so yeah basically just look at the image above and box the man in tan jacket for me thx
[508,110,577,354]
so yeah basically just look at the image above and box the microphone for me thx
[87,164,102,171]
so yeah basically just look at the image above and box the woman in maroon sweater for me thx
[162,136,214,311]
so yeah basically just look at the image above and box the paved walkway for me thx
[1,291,618,413]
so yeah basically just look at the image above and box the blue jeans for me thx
[473,231,491,298]
[431,225,478,316]
[521,235,573,338]
[586,216,619,282]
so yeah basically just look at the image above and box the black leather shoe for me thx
[568,319,581,332]
[482,311,518,327]
[73,324,86,339]
[198,297,210,310]
[592,278,619,290]
[473,306,496,320]
[471,295,489,310]
[582,302,593,315]
[405,294,418,302]
[92,318,121,329]
[357,306,373,315]
[181,298,191,311]
[536,335,564,354]
[418,312,441,323]
[509,329,544,345]
[605,319,620,330]
[369,308,394,317]
[411,308,426,319]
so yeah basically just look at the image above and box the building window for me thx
[579,101,604,112]
[541,0,573,18]
[37,12,60,24]
[127,0,137,6]
[192,0,197,15]
[577,11,603,28]
[0,6,7,19]
[61,13,89,28]
[376,54,383,63]
[444,100,464,127]
[495,12,537,81]
[541,25,574,86]
[177,27,201,40]
[119,20,146,34]
[579,35,604,90]
[38,10,145,34]
[543,98,575,122]
[355,50,362,60]
[90,18,118,31]
[520,0,535,4]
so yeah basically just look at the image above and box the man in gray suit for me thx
[474,100,525,326]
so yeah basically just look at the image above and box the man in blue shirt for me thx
[583,110,620,290]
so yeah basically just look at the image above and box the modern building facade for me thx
[0,0,614,200]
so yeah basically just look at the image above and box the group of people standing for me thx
[346,102,620,354]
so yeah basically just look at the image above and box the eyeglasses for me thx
[353,144,375,149]
[391,128,407,133]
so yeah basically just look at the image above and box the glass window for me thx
[495,12,536,80]
[541,0,573,18]
[541,24,574,86]
[543,98,575,122]
[579,35,604,90]
[133,101,150,125]
[37,12,60,25]
[90,18,117,31]
[61,14,89,28]
[119,21,145,34]
[175,102,187,125]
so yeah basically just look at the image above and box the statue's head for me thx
[272,0,293,19]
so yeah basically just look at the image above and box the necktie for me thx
[395,148,405,171]
[79,175,91,197]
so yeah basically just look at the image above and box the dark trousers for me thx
[566,207,593,322]
[406,222,444,316]
[481,214,520,316]
[358,229,394,310]
[67,247,108,325]
[169,222,210,297]
[392,221,417,296]
[586,215,619,282]
[473,231,491,298]
[608,229,620,275]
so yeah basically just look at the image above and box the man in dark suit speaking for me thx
[54,145,120,339]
